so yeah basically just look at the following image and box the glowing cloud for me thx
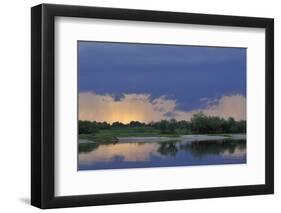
[175,94,246,121]
[79,92,246,123]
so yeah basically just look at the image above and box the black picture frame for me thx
[31,3,274,209]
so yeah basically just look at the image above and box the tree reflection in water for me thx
[182,139,245,159]
[79,143,99,153]
[156,139,246,159]
[157,141,179,156]
[78,139,246,160]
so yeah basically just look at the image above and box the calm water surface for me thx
[78,139,246,170]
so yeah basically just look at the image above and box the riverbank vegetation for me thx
[79,112,246,143]
[78,112,246,142]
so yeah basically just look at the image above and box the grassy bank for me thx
[79,127,183,143]
[79,126,245,143]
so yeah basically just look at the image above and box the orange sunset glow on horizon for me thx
[79,92,246,124]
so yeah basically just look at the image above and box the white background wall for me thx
[0,0,279,212]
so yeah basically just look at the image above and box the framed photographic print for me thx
[31,3,274,209]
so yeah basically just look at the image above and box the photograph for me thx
[78,41,247,171]
[30,3,274,209]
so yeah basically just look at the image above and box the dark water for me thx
[78,139,246,171]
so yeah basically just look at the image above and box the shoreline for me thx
[79,134,246,144]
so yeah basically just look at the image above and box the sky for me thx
[78,41,246,124]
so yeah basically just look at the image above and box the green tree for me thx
[78,120,98,134]
[237,120,246,133]
[159,120,169,133]
[112,121,125,128]
[97,121,111,129]
[191,112,208,133]
[129,121,144,127]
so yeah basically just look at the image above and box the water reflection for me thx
[78,139,246,170]
[179,140,246,159]
[157,141,179,157]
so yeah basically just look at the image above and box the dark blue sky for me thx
[78,41,246,111]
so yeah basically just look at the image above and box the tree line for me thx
[79,112,246,135]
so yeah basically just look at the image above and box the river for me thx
[78,135,246,170]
